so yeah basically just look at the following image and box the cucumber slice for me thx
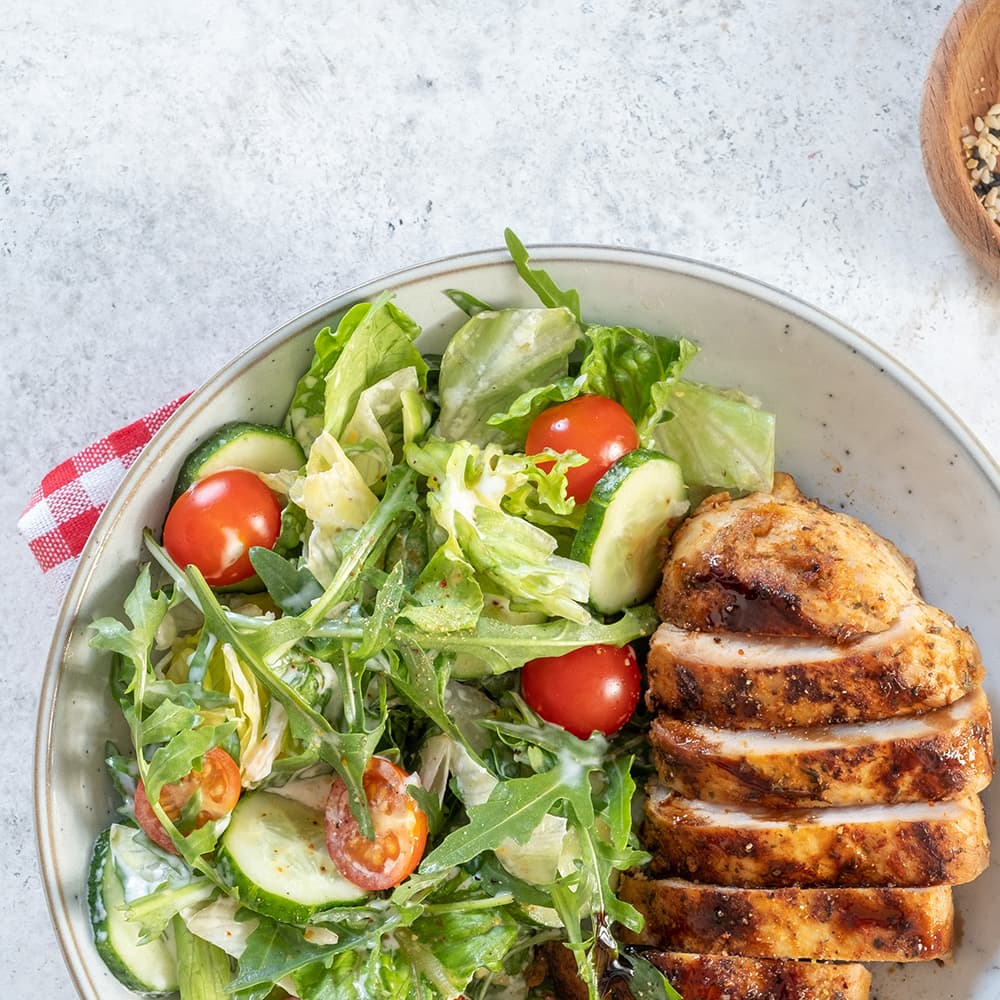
[216,790,367,923]
[173,421,305,497]
[87,827,179,996]
[571,449,689,614]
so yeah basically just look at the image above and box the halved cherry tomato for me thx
[134,747,242,854]
[525,395,639,504]
[324,756,428,891]
[521,644,641,739]
[163,469,282,587]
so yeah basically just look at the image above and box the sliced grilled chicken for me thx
[619,873,953,963]
[642,784,990,887]
[650,686,993,807]
[646,598,984,728]
[642,952,871,1000]
[656,473,917,642]
[541,943,872,1000]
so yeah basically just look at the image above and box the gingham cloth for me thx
[17,395,191,594]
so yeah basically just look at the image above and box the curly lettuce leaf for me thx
[580,326,697,437]
[406,439,590,623]
[284,316,357,449]
[288,430,379,586]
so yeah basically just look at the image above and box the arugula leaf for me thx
[136,699,201,746]
[89,565,171,674]
[504,228,583,324]
[391,645,463,746]
[444,288,494,317]
[249,546,324,615]
[229,914,362,992]
[309,604,658,677]
[432,605,657,677]
[419,757,579,875]
[601,950,683,1000]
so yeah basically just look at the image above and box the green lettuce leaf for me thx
[485,375,582,442]
[435,307,582,447]
[284,304,366,449]
[322,295,427,442]
[400,544,484,633]
[652,379,775,492]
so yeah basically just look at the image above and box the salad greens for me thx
[87,230,776,1000]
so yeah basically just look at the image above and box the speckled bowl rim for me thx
[34,242,1000,998]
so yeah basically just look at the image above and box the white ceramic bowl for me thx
[36,246,999,999]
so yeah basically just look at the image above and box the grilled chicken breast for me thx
[656,473,917,642]
[642,952,871,1000]
[542,944,872,1000]
[650,686,993,807]
[646,598,984,728]
[632,472,992,985]
[618,874,953,962]
[642,785,990,887]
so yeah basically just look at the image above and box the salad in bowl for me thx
[82,231,776,1000]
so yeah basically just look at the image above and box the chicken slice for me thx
[656,473,917,642]
[645,598,984,728]
[642,784,989,887]
[650,686,993,807]
[541,943,871,1000]
[618,874,953,963]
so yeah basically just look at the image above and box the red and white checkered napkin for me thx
[17,394,191,594]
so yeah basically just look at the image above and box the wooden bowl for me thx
[921,0,1000,277]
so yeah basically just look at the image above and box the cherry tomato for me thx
[163,469,282,586]
[521,644,641,739]
[134,747,242,854]
[525,395,639,503]
[324,756,428,891]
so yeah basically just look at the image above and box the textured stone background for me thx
[2,1,996,994]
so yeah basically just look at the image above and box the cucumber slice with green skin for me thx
[571,449,689,615]
[216,790,367,923]
[87,827,179,996]
[172,421,305,498]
